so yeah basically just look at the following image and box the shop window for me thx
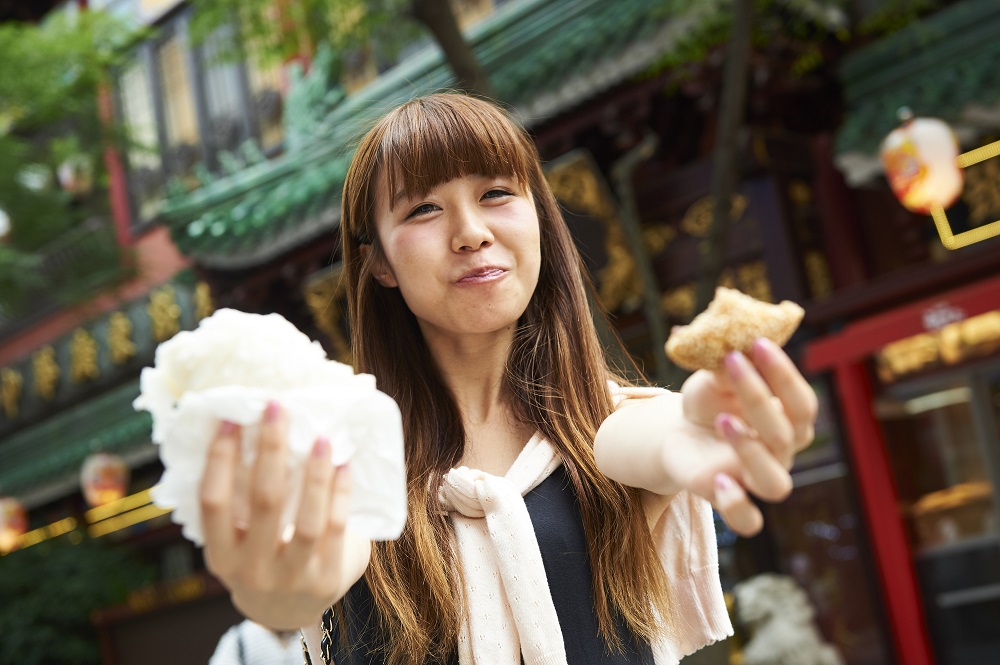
[199,25,249,157]
[877,379,998,551]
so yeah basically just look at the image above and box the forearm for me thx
[594,392,684,496]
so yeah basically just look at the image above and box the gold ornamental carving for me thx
[1,368,22,419]
[680,194,748,238]
[148,286,181,342]
[545,152,672,312]
[32,346,60,401]
[303,266,351,364]
[107,312,136,365]
[195,281,215,320]
[70,328,100,383]
[962,157,1000,227]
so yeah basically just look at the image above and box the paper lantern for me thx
[880,115,964,215]
[80,452,129,508]
[0,497,27,554]
[0,207,9,241]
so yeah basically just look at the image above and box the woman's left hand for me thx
[674,337,818,536]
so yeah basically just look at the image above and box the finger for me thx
[281,437,334,577]
[318,462,352,574]
[718,414,793,500]
[714,472,763,537]
[750,338,818,450]
[232,433,251,535]
[200,420,241,572]
[725,351,795,467]
[245,400,290,556]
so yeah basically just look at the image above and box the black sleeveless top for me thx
[311,466,654,664]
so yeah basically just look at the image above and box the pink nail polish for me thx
[753,337,776,363]
[718,414,736,437]
[312,436,331,459]
[715,473,735,491]
[725,351,745,379]
[219,420,238,436]
[264,400,281,422]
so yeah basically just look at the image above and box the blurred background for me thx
[1,1,999,664]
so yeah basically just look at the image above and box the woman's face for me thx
[370,173,541,339]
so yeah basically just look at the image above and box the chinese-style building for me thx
[3,1,1000,664]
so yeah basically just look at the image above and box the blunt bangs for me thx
[376,94,536,212]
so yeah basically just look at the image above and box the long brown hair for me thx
[340,93,671,664]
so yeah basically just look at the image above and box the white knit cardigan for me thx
[303,385,733,664]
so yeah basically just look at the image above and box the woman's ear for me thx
[359,244,398,288]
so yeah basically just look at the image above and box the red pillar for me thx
[833,360,935,665]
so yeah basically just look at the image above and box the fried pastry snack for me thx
[664,287,804,371]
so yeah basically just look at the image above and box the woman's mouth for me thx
[456,267,508,284]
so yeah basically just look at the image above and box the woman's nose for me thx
[452,207,495,252]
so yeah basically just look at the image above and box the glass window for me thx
[244,48,285,151]
[876,378,998,551]
[118,58,164,221]
[199,25,248,157]
[156,30,201,183]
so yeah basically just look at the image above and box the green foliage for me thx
[0,533,156,665]
[0,10,139,322]
[189,0,422,74]
[858,0,943,36]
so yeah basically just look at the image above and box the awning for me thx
[835,0,1000,185]
[0,378,154,508]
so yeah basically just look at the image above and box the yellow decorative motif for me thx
[680,194,748,238]
[195,282,215,320]
[545,152,672,312]
[107,312,136,365]
[1,368,22,419]
[929,139,1000,249]
[32,346,60,401]
[303,267,352,364]
[961,157,1000,227]
[661,285,696,319]
[736,261,773,303]
[70,328,100,383]
[804,251,833,300]
[148,286,181,342]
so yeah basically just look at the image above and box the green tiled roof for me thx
[836,0,1000,158]
[0,379,152,502]
[160,0,703,269]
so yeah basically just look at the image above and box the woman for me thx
[198,94,817,665]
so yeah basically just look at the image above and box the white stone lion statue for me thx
[734,573,845,665]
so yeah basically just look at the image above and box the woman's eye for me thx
[482,189,511,200]
[406,203,437,219]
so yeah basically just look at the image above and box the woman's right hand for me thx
[199,400,371,631]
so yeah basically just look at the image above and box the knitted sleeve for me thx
[609,382,734,664]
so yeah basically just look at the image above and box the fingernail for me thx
[219,420,239,437]
[717,414,737,438]
[312,436,331,459]
[725,351,746,379]
[715,473,735,491]
[753,337,777,363]
[264,400,281,423]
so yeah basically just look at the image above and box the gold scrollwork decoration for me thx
[32,346,60,401]
[70,328,100,383]
[195,281,215,320]
[680,194,748,238]
[107,312,136,365]
[303,267,351,364]
[1,368,22,419]
[148,286,181,342]
[545,152,674,312]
